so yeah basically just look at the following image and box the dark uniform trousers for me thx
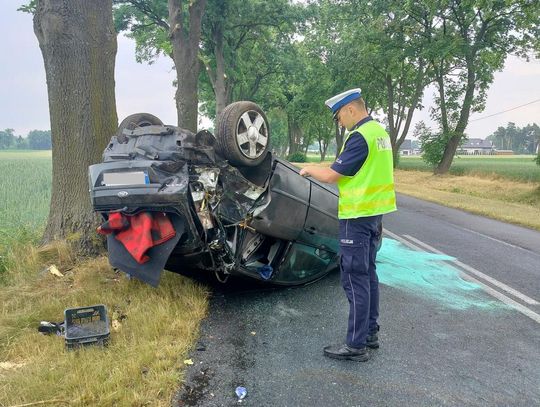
[339,215,382,348]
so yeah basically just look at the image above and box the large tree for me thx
[359,0,432,164]
[199,0,295,118]
[411,0,540,174]
[168,0,206,131]
[27,130,52,150]
[34,0,118,252]
[115,0,293,122]
[0,129,16,149]
[114,0,206,132]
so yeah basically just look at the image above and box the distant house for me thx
[458,138,495,155]
[399,139,413,155]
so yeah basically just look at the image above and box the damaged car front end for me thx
[89,102,340,287]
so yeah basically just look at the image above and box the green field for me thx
[397,155,540,183]
[0,150,52,246]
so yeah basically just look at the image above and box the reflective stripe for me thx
[339,183,395,199]
[339,198,397,214]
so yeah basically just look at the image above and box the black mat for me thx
[107,214,185,287]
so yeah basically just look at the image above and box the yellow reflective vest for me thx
[336,120,397,219]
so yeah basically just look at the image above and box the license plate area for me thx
[102,171,149,186]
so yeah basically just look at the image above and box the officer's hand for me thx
[299,168,310,177]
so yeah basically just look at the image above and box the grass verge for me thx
[397,155,540,183]
[0,240,208,406]
[394,169,540,230]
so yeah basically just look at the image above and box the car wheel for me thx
[216,101,270,166]
[117,113,163,138]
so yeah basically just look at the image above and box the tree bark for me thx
[213,21,229,118]
[168,0,207,132]
[287,114,303,156]
[34,0,118,254]
[318,137,328,162]
[392,64,426,166]
[435,56,476,174]
[335,122,345,159]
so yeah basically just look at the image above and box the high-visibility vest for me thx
[336,120,396,219]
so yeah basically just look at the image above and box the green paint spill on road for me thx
[377,238,503,310]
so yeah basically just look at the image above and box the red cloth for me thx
[97,212,129,234]
[98,212,176,264]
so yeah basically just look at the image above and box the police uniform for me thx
[326,89,397,351]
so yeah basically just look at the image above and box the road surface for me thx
[174,194,540,407]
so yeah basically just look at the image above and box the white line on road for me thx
[447,223,540,257]
[383,229,424,251]
[402,234,539,306]
[383,229,540,325]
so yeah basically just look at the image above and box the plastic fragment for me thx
[183,359,194,365]
[235,386,247,400]
[196,342,206,351]
[250,331,256,335]
[48,265,63,277]
[257,264,273,280]
[112,319,122,331]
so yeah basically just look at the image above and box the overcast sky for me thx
[1,1,539,139]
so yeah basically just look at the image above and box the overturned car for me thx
[89,102,347,287]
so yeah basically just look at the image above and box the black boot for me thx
[323,344,369,362]
[366,324,380,349]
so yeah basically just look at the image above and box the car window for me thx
[275,243,335,283]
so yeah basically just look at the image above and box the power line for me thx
[469,98,540,122]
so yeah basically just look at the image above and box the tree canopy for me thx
[30,0,540,168]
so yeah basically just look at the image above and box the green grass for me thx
[0,150,52,275]
[397,155,540,182]
[0,150,51,235]
[305,153,333,163]
[0,151,52,229]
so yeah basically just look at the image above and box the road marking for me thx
[383,229,540,325]
[383,229,422,251]
[448,223,540,257]
[402,234,539,306]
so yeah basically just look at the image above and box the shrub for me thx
[287,152,307,162]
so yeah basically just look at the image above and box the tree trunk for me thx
[203,13,229,119]
[319,138,328,162]
[287,114,303,155]
[390,63,426,167]
[435,57,476,174]
[335,123,345,158]
[34,0,118,254]
[213,22,228,118]
[168,0,207,132]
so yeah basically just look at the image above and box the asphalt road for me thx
[173,194,540,407]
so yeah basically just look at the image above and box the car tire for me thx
[216,101,270,166]
[117,113,163,136]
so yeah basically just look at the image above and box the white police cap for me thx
[325,88,362,119]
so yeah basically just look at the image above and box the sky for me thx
[1,1,539,139]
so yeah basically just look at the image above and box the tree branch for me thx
[124,0,169,30]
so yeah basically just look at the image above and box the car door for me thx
[298,180,339,253]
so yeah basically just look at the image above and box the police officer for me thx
[299,88,396,362]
